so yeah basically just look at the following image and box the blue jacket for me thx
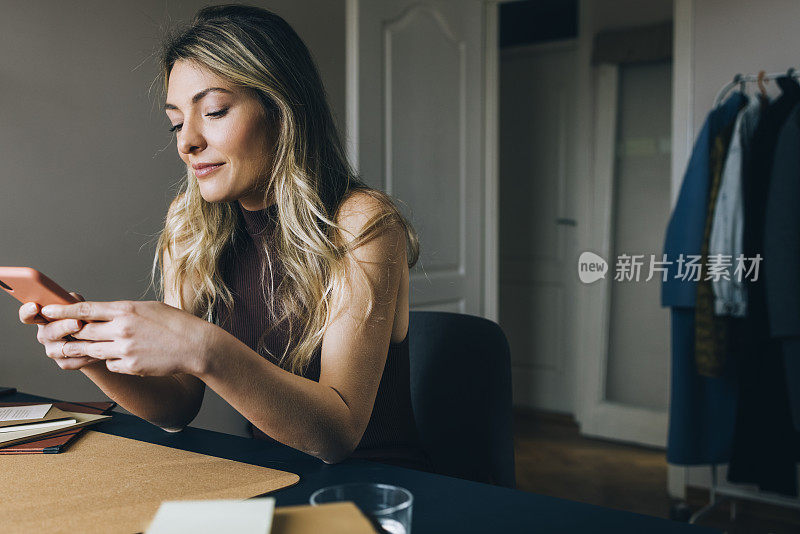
[662,91,745,464]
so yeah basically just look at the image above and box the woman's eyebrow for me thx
[164,87,232,110]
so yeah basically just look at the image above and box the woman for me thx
[18,4,428,470]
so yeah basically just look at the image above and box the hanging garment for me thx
[709,95,762,318]
[764,102,800,432]
[662,91,746,464]
[694,119,737,377]
[727,76,800,497]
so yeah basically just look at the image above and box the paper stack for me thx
[0,403,111,449]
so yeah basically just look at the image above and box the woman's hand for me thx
[19,292,101,371]
[38,300,213,377]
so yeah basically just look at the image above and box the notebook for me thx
[0,401,116,454]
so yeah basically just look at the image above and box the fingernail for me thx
[41,306,52,315]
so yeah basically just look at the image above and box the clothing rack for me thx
[689,464,800,525]
[713,68,800,107]
[688,69,800,527]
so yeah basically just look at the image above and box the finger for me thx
[60,340,118,360]
[71,320,114,341]
[56,356,98,371]
[38,319,83,343]
[105,358,131,374]
[20,302,53,325]
[40,301,127,322]
[19,302,36,323]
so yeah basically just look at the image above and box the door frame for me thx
[483,0,500,321]
[345,0,360,176]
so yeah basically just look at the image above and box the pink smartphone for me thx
[0,267,81,325]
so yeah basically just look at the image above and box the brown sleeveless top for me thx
[212,202,430,470]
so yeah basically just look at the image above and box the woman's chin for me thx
[197,184,232,204]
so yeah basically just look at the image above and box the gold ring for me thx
[60,341,69,358]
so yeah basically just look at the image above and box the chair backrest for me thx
[408,311,515,488]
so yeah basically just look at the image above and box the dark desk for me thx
[7,392,718,533]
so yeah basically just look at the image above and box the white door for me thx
[498,42,578,413]
[347,0,486,314]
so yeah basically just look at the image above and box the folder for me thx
[0,401,115,454]
[0,410,110,449]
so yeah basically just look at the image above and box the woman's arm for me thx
[78,360,203,432]
[40,192,405,461]
[196,192,405,462]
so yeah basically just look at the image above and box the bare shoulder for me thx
[335,189,404,251]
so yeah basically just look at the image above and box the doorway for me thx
[497,0,579,414]
[496,0,675,448]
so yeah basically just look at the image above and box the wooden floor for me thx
[513,409,800,533]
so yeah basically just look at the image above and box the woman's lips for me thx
[194,163,224,177]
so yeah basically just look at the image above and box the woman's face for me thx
[165,60,276,210]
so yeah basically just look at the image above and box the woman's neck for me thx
[237,185,277,211]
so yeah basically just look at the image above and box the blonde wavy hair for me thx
[149,4,419,374]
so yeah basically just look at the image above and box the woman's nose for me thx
[177,119,207,154]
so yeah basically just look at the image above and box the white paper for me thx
[0,403,52,422]
[145,497,275,534]
[0,418,77,433]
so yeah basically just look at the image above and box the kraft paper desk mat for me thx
[2,430,299,534]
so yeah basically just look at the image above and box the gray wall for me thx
[0,1,345,436]
[692,0,800,133]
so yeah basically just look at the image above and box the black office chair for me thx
[408,311,516,488]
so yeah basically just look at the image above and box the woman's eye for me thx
[206,108,228,118]
[168,108,227,133]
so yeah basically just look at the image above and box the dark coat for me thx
[727,76,800,497]
[764,103,800,431]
